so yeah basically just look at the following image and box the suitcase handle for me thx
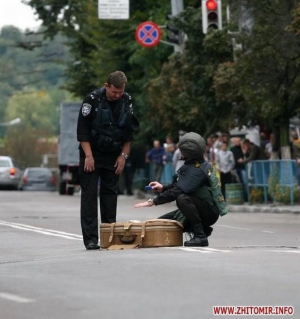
[143,219,184,229]
[118,235,137,244]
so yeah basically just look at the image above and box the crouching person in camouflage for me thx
[134,132,223,247]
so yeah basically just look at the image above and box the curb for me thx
[228,204,300,214]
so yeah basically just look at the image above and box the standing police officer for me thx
[77,71,139,250]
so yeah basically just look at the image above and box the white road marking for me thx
[0,292,35,303]
[267,250,300,254]
[218,225,276,234]
[165,247,231,253]
[199,247,232,253]
[0,220,82,240]
[179,247,212,253]
[217,225,252,231]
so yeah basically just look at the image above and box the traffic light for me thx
[202,0,222,34]
[166,15,185,46]
[166,25,184,45]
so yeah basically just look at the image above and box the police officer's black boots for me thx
[184,223,208,247]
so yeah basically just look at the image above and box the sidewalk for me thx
[228,202,300,214]
[132,191,300,214]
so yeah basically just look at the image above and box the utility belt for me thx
[91,130,123,153]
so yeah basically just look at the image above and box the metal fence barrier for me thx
[132,160,299,205]
[246,160,298,205]
[132,163,175,190]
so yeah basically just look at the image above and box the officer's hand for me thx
[84,155,95,172]
[114,155,125,175]
[149,181,163,193]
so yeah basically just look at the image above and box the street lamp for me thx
[0,118,22,126]
[0,117,22,149]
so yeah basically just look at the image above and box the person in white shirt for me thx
[216,141,235,199]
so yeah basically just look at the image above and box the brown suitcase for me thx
[100,219,184,249]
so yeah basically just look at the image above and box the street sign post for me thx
[135,21,161,48]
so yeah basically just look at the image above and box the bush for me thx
[273,185,300,204]
[249,187,264,204]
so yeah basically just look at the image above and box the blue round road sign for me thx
[135,21,161,47]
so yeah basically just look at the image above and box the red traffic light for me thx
[206,0,217,11]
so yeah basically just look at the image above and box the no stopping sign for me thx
[135,21,161,47]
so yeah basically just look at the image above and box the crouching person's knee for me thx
[176,193,189,208]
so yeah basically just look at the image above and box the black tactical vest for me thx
[90,87,131,153]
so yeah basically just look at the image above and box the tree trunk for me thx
[270,151,280,159]
[279,122,291,159]
[281,145,291,159]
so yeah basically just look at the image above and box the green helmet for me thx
[178,132,206,159]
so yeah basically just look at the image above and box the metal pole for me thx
[171,0,184,53]
[171,0,183,16]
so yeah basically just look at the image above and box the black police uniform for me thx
[77,87,137,247]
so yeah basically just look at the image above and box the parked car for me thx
[20,167,56,191]
[0,156,23,190]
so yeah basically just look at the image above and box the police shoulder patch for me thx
[82,103,92,116]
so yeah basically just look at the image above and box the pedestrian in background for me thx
[146,140,166,182]
[122,145,147,195]
[230,137,245,183]
[122,154,134,196]
[77,70,139,250]
[213,132,223,159]
[230,137,247,201]
[172,145,184,183]
[165,143,176,163]
[216,141,235,199]
[238,139,268,165]
[205,134,216,163]
[291,132,300,185]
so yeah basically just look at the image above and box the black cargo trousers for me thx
[158,194,219,233]
[79,154,119,247]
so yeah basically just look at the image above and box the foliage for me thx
[215,0,300,149]
[2,0,300,165]
[268,169,280,200]
[0,25,71,140]
[147,7,233,140]
[267,166,300,203]
[272,185,300,204]
[5,91,55,133]
[25,0,174,94]
[249,187,264,204]
[26,0,177,145]
[3,125,56,167]
[0,25,74,166]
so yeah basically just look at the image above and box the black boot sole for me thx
[184,241,208,247]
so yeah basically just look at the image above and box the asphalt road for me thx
[0,191,299,319]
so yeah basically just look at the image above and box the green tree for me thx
[26,0,176,145]
[5,90,58,134]
[26,0,235,145]
[4,125,55,167]
[215,0,300,157]
[27,0,172,95]
[0,25,71,139]
[147,6,233,140]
